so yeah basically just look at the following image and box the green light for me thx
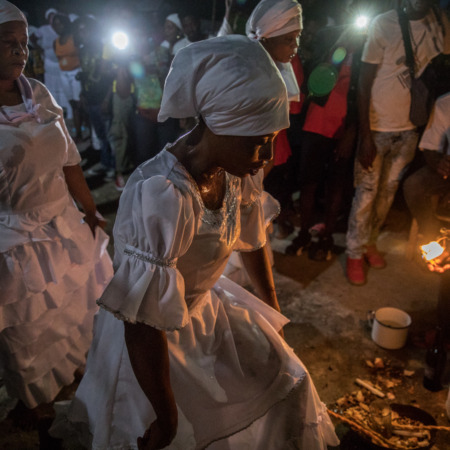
[332,47,347,64]
[307,63,338,97]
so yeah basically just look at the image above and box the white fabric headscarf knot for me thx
[166,13,182,31]
[246,0,302,40]
[158,35,289,136]
[0,0,28,25]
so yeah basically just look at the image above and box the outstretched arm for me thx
[240,244,281,306]
[217,0,233,36]
[63,164,106,235]
[240,245,284,336]
[125,322,178,450]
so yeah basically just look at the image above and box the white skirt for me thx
[59,276,339,449]
[0,202,113,408]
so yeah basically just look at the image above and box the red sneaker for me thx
[346,257,366,285]
[115,174,125,192]
[364,245,386,269]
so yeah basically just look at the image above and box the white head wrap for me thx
[0,0,27,26]
[246,0,302,40]
[158,35,289,136]
[166,13,182,31]
[45,8,57,20]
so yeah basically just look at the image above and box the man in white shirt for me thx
[404,92,450,243]
[345,0,450,285]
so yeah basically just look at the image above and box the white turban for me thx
[0,0,27,26]
[45,8,57,20]
[158,35,289,136]
[166,13,182,31]
[246,0,302,40]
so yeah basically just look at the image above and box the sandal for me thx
[308,235,334,261]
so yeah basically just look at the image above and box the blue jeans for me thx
[346,130,419,258]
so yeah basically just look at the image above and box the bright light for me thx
[112,31,129,50]
[355,15,369,29]
[421,241,445,261]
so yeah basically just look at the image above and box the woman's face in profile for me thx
[212,132,279,178]
[262,29,301,63]
[0,21,28,82]
[164,20,181,43]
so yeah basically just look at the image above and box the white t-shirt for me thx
[362,9,450,132]
[419,92,450,153]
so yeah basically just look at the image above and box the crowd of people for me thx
[1,0,450,448]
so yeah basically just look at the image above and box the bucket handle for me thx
[367,310,375,328]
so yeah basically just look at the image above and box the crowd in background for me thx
[20,0,450,272]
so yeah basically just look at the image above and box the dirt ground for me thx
[1,145,449,449]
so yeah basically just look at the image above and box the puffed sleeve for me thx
[234,169,279,252]
[98,175,195,330]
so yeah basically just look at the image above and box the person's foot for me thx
[105,168,115,181]
[285,230,311,256]
[346,257,366,285]
[308,235,334,261]
[275,220,294,239]
[37,417,63,450]
[115,174,125,192]
[86,163,107,177]
[364,245,386,269]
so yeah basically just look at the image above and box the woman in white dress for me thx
[0,0,113,442]
[62,35,339,449]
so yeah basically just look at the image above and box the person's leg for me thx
[134,113,158,166]
[286,132,331,255]
[404,165,449,241]
[368,130,419,245]
[345,131,391,284]
[87,104,114,172]
[109,94,134,173]
[69,100,82,141]
[309,149,354,261]
[346,134,387,259]
[437,269,450,341]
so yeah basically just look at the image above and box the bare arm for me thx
[357,62,378,169]
[63,165,105,234]
[240,245,281,313]
[124,322,178,449]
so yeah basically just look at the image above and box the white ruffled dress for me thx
[0,79,113,408]
[66,149,339,449]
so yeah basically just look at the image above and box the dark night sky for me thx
[9,0,260,27]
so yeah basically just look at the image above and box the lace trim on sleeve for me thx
[124,245,178,268]
[96,300,187,331]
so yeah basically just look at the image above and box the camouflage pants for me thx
[346,130,419,258]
